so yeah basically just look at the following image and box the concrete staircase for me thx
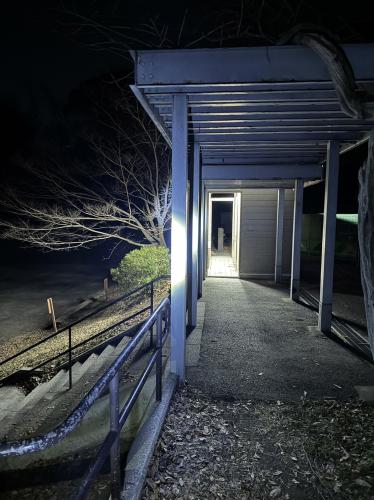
[0,326,170,500]
[0,335,132,449]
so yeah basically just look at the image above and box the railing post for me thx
[150,281,154,348]
[156,312,163,402]
[68,327,72,390]
[109,372,121,500]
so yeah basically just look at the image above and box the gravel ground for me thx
[143,386,374,500]
[0,281,169,382]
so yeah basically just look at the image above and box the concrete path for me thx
[187,278,374,401]
[207,254,238,277]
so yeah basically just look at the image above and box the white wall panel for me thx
[239,188,294,277]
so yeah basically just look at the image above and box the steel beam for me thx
[130,85,171,146]
[318,141,340,333]
[194,132,362,142]
[204,179,295,189]
[134,44,374,85]
[140,81,338,93]
[188,143,200,327]
[275,189,285,284]
[148,89,338,103]
[170,95,188,383]
[159,103,343,115]
[202,164,322,181]
[170,110,347,120]
[204,157,321,165]
[290,180,304,300]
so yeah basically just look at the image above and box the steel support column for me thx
[198,184,205,297]
[318,141,340,332]
[170,94,188,383]
[203,187,209,279]
[275,188,285,284]
[290,180,304,300]
[188,143,200,327]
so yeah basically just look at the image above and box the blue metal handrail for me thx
[0,297,171,500]
[0,274,170,387]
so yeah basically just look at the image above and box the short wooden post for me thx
[104,278,109,300]
[47,297,57,333]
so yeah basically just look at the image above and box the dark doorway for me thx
[211,200,233,254]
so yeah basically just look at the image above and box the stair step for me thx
[74,355,98,379]
[0,387,25,420]
[0,370,71,439]
[58,362,84,389]
[116,335,131,352]
[20,370,68,409]
[100,345,115,357]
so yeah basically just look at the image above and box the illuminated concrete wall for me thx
[239,189,294,278]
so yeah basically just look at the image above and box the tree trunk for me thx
[358,133,374,358]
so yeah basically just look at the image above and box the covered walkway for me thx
[187,278,374,401]
[131,42,374,382]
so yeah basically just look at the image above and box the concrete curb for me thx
[121,373,178,500]
[186,301,205,367]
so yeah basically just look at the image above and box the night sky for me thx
[1,1,373,228]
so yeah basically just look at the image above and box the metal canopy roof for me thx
[131,44,374,179]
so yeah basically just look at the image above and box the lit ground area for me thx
[187,278,374,401]
[207,254,238,278]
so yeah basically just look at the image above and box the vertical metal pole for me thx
[207,193,212,275]
[275,188,285,284]
[188,142,200,327]
[150,281,154,348]
[290,180,304,300]
[109,373,120,500]
[68,327,72,389]
[203,189,209,279]
[170,94,188,384]
[319,141,340,332]
[156,313,163,402]
[187,178,193,327]
[198,185,205,297]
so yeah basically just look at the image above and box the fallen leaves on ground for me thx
[142,386,374,499]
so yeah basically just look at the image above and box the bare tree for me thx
[61,0,372,59]
[0,93,171,252]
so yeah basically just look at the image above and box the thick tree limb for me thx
[279,24,365,119]
[358,134,374,357]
